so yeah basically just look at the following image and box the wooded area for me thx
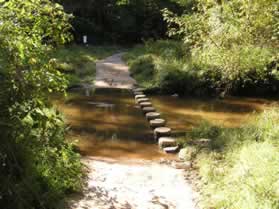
[0,0,278,209]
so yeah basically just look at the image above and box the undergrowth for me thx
[124,40,278,97]
[179,108,279,209]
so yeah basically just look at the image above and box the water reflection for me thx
[55,89,170,160]
[54,89,277,159]
[151,95,277,134]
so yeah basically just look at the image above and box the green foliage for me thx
[124,40,216,95]
[180,108,279,209]
[163,0,279,96]
[0,1,83,208]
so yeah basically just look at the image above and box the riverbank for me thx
[123,40,279,97]
[178,108,279,209]
[123,42,279,209]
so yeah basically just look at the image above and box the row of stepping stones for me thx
[132,87,179,154]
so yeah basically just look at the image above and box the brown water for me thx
[54,89,277,160]
[151,96,277,135]
[55,89,168,160]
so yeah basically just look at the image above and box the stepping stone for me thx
[146,112,161,120]
[150,118,166,128]
[164,146,179,154]
[140,102,152,108]
[134,91,144,95]
[154,127,171,140]
[134,88,144,92]
[142,107,156,114]
[135,94,146,99]
[136,98,150,104]
[158,137,177,148]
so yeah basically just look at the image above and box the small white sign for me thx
[83,35,87,44]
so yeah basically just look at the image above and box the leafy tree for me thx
[0,1,82,208]
[163,0,279,95]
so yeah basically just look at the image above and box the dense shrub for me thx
[124,40,217,96]
[0,1,83,208]
[125,38,278,96]
[163,0,279,96]
[179,108,279,209]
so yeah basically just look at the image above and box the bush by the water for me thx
[179,108,279,209]
[125,39,278,96]
[124,40,221,96]
[162,0,278,96]
[125,0,278,97]
[0,1,83,208]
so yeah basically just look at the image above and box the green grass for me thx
[52,45,120,87]
[123,40,215,96]
[179,108,279,209]
[124,40,278,97]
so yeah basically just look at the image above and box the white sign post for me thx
[83,35,87,45]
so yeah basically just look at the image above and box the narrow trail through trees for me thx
[95,53,136,89]
[69,53,197,209]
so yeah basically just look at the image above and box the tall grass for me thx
[124,40,278,96]
[179,108,279,209]
[124,40,218,96]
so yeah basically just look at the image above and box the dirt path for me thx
[69,53,197,209]
[69,157,197,209]
[95,53,136,89]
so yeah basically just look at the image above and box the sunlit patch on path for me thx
[68,53,198,209]
[95,53,136,89]
[69,157,197,209]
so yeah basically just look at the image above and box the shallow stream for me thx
[54,88,276,160]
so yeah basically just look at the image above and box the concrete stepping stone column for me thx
[150,118,166,128]
[133,88,144,92]
[158,137,177,148]
[135,94,146,99]
[132,87,180,154]
[143,107,156,114]
[136,98,150,104]
[164,146,179,153]
[133,91,144,95]
[154,127,171,140]
[146,112,161,120]
[140,102,152,108]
